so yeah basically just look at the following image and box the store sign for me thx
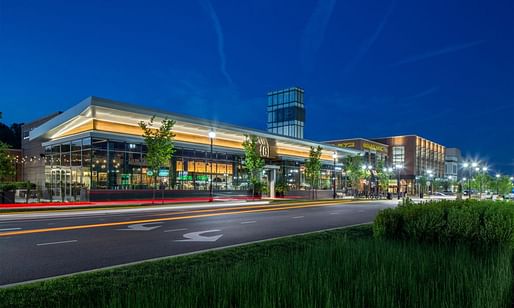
[158,168,169,177]
[147,170,154,176]
[363,142,385,153]
[336,142,355,148]
[257,136,270,157]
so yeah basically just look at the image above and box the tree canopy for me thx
[139,116,176,191]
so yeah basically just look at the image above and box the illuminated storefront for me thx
[28,96,360,201]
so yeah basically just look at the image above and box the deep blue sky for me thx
[0,0,513,173]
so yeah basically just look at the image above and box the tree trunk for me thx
[153,175,156,204]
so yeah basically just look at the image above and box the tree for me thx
[472,173,492,197]
[417,176,428,195]
[139,116,176,203]
[0,142,15,183]
[342,155,365,196]
[242,135,265,198]
[304,146,322,199]
[496,176,513,195]
[375,160,390,195]
[0,122,22,149]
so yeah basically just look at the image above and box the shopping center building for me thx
[23,96,360,201]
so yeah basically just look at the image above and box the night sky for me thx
[0,0,513,173]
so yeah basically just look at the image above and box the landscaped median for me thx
[1,200,513,307]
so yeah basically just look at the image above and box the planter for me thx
[0,190,15,204]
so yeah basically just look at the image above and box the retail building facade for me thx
[24,97,359,201]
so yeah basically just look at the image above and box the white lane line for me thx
[330,212,339,215]
[292,216,304,219]
[0,228,21,232]
[240,221,256,224]
[164,228,188,233]
[36,240,78,246]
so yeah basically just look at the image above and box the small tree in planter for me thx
[275,180,288,198]
[0,142,15,183]
[139,116,176,204]
[242,135,265,198]
[304,146,322,200]
[343,155,364,197]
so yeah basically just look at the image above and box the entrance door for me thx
[50,168,72,201]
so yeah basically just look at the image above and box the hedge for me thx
[373,199,514,246]
[0,181,34,192]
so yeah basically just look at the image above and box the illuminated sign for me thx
[158,169,169,177]
[336,142,355,148]
[257,136,270,158]
[363,142,385,153]
[147,170,154,176]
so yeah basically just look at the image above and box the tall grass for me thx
[374,199,514,246]
[2,226,511,308]
[102,240,511,308]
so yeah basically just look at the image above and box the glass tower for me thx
[267,87,305,139]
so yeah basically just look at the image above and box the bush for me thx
[374,199,514,246]
[0,181,35,191]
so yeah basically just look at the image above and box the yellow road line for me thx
[0,200,358,237]
[0,199,343,216]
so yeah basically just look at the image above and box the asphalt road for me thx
[0,199,396,286]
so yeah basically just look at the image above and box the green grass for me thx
[0,225,512,308]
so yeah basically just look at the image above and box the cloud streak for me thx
[200,0,234,86]
[399,86,440,105]
[342,0,395,76]
[391,40,485,66]
[301,0,337,72]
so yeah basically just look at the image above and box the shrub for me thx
[374,199,514,246]
[0,181,35,191]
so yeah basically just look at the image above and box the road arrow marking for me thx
[117,222,162,231]
[175,229,223,242]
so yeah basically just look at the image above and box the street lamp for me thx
[463,162,477,199]
[496,174,500,195]
[427,170,434,194]
[332,152,337,199]
[208,131,216,202]
[394,164,403,199]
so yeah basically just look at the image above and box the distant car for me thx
[430,192,455,200]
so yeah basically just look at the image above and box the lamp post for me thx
[479,166,488,198]
[395,164,403,199]
[208,131,216,202]
[495,174,500,195]
[332,152,337,199]
[427,170,434,194]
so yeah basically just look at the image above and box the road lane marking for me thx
[292,216,304,219]
[164,228,188,233]
[330,212,339,215]
[36,240,77,246]
[175,230,223,242]
[0,228,21,232]
[0,200,368,237]
[240,221,256,224]
[117,222,162,231]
